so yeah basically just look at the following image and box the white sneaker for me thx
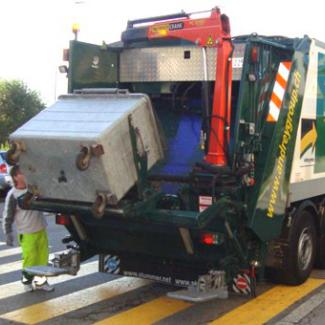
[23,283,34,292]
[33,281,54,292]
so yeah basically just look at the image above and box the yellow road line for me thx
[94,296,192,325]
[0,261,97,300]
[0,277,151,324]
[210,278,325,325]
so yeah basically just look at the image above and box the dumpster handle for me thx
[76,146,92,171]
[7,141,26,165]
[92,192,107,219]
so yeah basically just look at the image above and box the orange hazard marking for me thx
[267,113,276,122]
[276,72,287,89]
[283,61,292,70]
[271,92,282,108]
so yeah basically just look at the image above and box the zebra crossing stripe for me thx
[0,260,22,275]
[0,277,151,324]
[0,261,98,300]
[0,246,21,259]
[266,61,292,122]
[0,250,63,275]
[94,297,192,325]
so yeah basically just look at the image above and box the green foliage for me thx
[0,80,45,146]
[0,142,9,150]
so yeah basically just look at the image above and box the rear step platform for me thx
[168,270,229,302]
[25,265,71,277]
[167,287,228,302]
[25,248,81,277]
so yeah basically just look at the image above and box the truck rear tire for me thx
[316,235,325,269]
[284,210,316,284]
[270,210,316,285]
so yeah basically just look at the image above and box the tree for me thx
[0,80,45,146]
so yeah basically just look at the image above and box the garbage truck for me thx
[6,7,325,301]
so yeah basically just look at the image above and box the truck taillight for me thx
[0,163,7,174]
[56,214,71,225]
[251,47,259,63]
[200,232,224,245]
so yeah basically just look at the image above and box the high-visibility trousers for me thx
[18,228,49,283]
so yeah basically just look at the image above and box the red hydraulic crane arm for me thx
[147,8,233,166]
[205,37,233,166]
[147,8,227,47]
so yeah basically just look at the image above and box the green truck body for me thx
[8,9,325,297]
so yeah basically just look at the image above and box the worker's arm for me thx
[2,189,16,246]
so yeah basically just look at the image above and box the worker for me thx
[2,165,54,292]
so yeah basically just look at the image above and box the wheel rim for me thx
[298,227,313,271]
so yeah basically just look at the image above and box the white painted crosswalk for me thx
[0,241,153,324]
[0,261,98,300]
[0,240,325,325]
[1,277,151,324]
[0,246,21,258]
[0,259,23,275]
[0,240,194,325]
[0,248,66,275]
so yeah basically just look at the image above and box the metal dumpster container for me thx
[9,90,164,206]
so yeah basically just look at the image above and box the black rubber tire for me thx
[315,235,325,269]
[270,210,316,285]
[267,210,317,285]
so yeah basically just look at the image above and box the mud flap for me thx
[232,269,256,297]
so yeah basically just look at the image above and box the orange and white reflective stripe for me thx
[266,61,292,122]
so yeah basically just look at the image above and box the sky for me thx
[0,0,324,105]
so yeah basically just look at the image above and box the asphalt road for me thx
[1,199,325,325]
